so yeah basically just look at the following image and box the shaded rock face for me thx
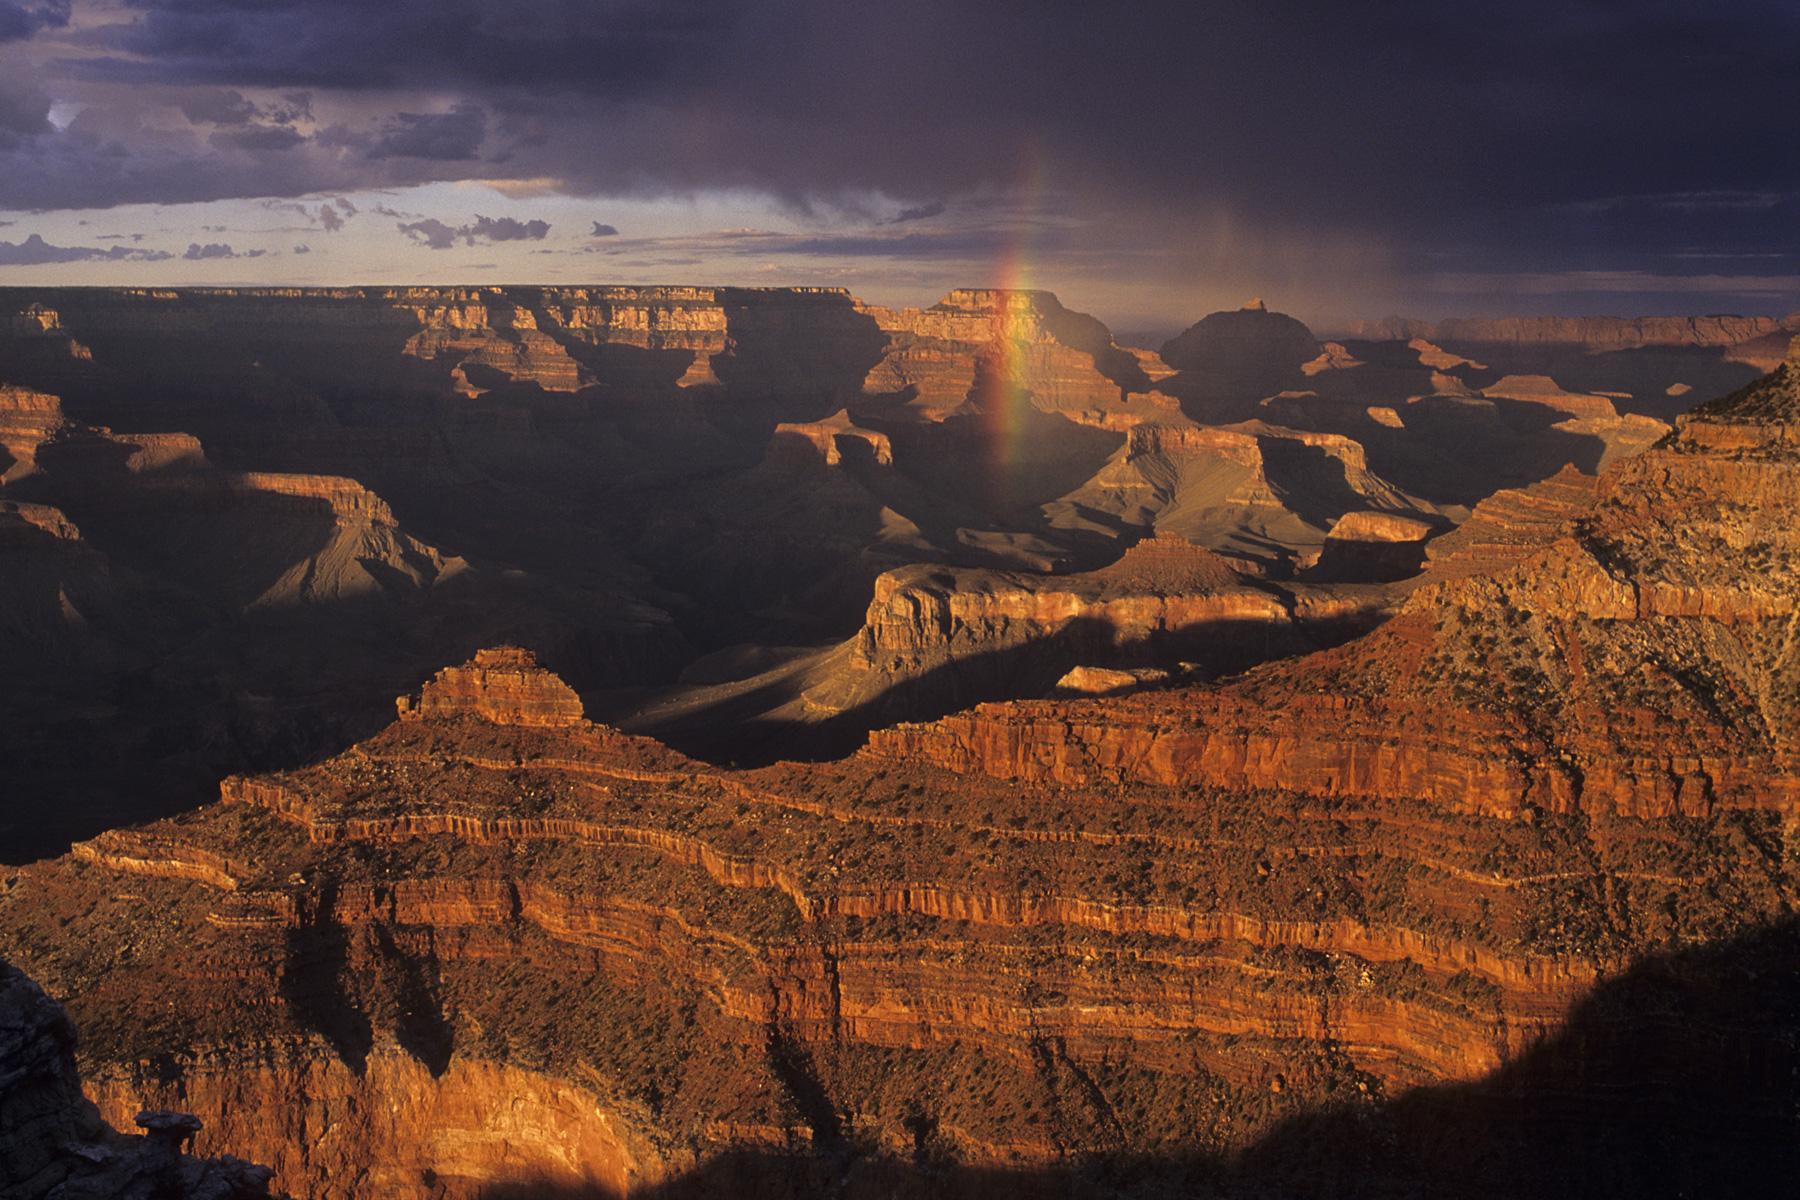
[1158,302,1321,418]
[1348,312,1799,355]
[0,956,276,1199]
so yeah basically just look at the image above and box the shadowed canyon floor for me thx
[1,330,1796,1196]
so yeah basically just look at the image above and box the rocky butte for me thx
[1,344,1796,1196]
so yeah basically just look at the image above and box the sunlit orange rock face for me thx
[397,646,585,727]
[1,352,1795,1197]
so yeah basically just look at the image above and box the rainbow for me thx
[980,141,1047,499]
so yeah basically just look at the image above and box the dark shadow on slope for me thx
[619,607,1389,767]
[873,397,1127,524]
[376,926,456,1079]
[279,879,373,1076]
[479,916,1800,1198]
[711,289,889,424]
[0,571,686,864]
[1436,342,1765,423]
[1254,436,1382,530]
[1350,396,1613,508]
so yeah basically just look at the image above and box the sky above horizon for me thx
[0,1,1797,333]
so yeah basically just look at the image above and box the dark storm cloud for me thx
[888,202,946,224]
[183,241,265,259]
[0,1,67,42]
[741,229,1027,260]
[0,233,171,265]
[0,74,49,139]
[180,90,258,126]
[397,214,549,249]
[208,124,305,152]
[361,105,487,161]
[7,1,1800,307]
[397,218,457,250]
[179,90,311,127]
[468,215,549,242]
[75,0,721,91]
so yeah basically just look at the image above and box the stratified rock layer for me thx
[397,646,586,727]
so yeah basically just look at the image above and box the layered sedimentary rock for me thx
[861,288,1164,421]
[0,384,68,481]
[1422,465,1607,581]
[17,421,464,610]
[1048,418,1438,569]
[0,956,276,1199]
[397,646,585,726]
[8,542,1796,1195]
[847,532,1353,681]
[618,529,1398,762]
[4,291,1796,1198]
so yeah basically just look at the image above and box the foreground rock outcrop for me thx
[1,956,276,1199]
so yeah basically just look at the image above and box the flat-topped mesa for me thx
[1159,301,1320,376]
[396,646,585,727]
[1305,510,1437,582]
[1479,374,1619,419]
[223,471,399,522]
